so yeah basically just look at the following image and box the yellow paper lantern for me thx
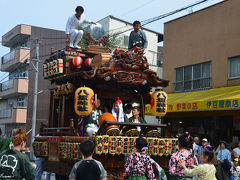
[56,86,61,96]
[74,87,94,116]
[151,90,168,117]
[65,82,75,95]
[61,84,66,95]
[145,104,152,115]
[53,88,61,99]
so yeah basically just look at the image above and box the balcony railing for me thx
[0,109,12,119]
[1,47,30,66]
[2,51,15,64]
[1,79,14,91]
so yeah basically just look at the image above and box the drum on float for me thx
[99,113,120,136]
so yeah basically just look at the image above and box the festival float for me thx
[33,24,176,179]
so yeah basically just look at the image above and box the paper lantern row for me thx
[43,59,64,79]
[95,136,178,156]
[53,82,75,98]
[33,137,178,161]
[72,56,93,68]
[33,142,48,157]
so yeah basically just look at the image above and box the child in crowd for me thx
[124,137,155,180]
[69,139,107,180]
[230,158,240,180]
[168,132,198,179]
[180,147,216,180]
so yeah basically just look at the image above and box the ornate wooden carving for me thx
[82,50,169,87]
[86,33,109,46]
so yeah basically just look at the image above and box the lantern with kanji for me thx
[85,57,93,67]
[74,87,94,116]
[72,56,83,68]
[151,90,168,116]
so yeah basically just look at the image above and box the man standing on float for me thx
[128,21,148,52]
[66,6,96,48]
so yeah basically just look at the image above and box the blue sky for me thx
[0,0,223,80]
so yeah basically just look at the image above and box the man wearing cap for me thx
[230,158,240,179]
[202,138,208,148]
[198,138,208,164]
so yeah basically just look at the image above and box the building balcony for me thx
[1,48,30,72]
[2,24,31,47]
[0,108,27,124]
[0,78,28,98]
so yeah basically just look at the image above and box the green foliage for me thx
[76,26,123,50]
[77,26,89,48]
[104,33,123,50]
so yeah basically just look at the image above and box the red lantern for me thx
[134,46,140,53]
[113,47,119,56]
[85,57,93,67]
[72,56,83,68]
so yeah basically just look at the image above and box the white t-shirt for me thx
[234,147,240,157]
[66,14,89,34]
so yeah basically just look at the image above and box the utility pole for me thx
[30,38,40,160]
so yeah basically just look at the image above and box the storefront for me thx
[165,85,240,146]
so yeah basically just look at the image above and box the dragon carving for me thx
[83,50,169,87]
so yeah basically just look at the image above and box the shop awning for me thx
[168,85,240,112]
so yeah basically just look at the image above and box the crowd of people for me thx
[0,126,240,179]
[168,133,240,180]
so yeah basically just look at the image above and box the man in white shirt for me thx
[66,6,95,48]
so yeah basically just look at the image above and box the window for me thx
[175,62,211,92]
[17,97,25,107]
[229,56,240,79]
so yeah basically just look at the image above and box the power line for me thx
[141,0,209,25]
[107,0,209,37]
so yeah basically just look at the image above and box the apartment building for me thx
[0,24,65,137]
